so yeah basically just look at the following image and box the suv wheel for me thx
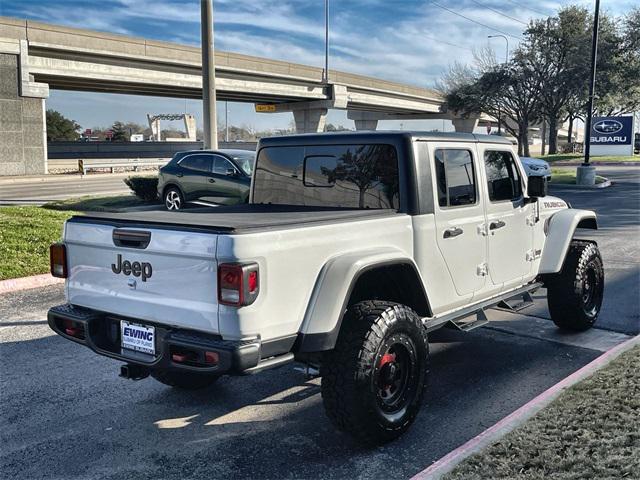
[164,187,184,211]
[321,300,429,445]
[151,370,220,390]
[546,240,604,331]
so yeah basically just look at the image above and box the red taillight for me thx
[248,271,258,294]
[219,264,243,305]
[218,263,259,307]
[50,243,67,278]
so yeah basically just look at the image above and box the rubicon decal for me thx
[111,254,153,282]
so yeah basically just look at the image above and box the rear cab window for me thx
[252,144,400,210]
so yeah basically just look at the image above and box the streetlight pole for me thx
[583,0,600,167]
[322,0,329,83]
[201,0,218,149]
[488,34,509,63]
[488,35,508,136]
[225,101,229,143]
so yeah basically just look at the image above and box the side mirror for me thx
[527,175,547,199]
[226,168,238,177]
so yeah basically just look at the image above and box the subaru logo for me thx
[593,119,623,134]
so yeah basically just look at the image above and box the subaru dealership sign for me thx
[589,116,635,156]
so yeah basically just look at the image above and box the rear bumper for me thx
[48,304,260,374]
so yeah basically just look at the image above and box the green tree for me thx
[522,6,592,154]
[46,109,80,141]
[444,50,542,156]
[110,121,128,142]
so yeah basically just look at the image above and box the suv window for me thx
[253,144,399,209]
[484,151,522,202]
[213,156,235,175]
[434,149,477,207]
[180,154,212,173]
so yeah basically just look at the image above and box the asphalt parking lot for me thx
[0,166,638,479]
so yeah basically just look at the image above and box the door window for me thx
[484,151,522,202]
[213,156,236,175]
[180,154,213,173]
[434,149,477,208]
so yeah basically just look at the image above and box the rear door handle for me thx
[208,178,216,183]
[443,227,463,238]
[489,220,506,230]
[176,173,183,178]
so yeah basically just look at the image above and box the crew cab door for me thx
[478,147,533,289]
[429,144,487,298]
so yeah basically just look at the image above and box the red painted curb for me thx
[411,334,640,480]
[0,274,63,295]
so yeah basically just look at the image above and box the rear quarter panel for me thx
[216,214,414,341]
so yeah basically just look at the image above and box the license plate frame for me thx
[120,320,156,355]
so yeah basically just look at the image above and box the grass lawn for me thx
[445,346,640,479]
[549,168,607,185]
[44,194,155,212]
[538,153,639,163]
[0,206,76,280]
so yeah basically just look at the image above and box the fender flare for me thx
[295,248,429,352]
[539,208,598,274]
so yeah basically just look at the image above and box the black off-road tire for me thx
[151,370,220,390]
[320,300,429,445]
[546,240,604,331]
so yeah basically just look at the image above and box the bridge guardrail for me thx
[76,158,170,175]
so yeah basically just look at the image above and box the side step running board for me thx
[495,291,535,312]
[449,309,488,332]
[242,353,294,375]
[422,282,543,333]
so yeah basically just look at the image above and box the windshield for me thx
[233,153,256,176]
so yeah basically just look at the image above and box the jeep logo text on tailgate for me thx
[111,254,153,282]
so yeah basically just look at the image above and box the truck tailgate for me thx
[64,219,219,334]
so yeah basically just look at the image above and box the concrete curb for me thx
[0,274,63,295]
[553,162,640,167]
[411,334,640,480]
[549,178,612,189]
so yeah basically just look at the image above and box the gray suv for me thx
[158,149,255,210]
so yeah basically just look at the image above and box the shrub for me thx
[124,176,159,202]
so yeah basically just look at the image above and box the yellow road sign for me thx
[255,104,277,113]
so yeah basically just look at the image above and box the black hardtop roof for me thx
[257,131,514,147]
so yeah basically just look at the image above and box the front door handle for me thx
[208,178,216,183]
[443,227,463,238]
[489,220,506,230]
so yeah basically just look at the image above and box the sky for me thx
[1,0,636,133]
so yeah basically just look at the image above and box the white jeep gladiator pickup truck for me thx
[48,131,604,444]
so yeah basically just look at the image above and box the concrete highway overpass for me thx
[0,16,479,176]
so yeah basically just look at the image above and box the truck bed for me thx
[69,204,402,234]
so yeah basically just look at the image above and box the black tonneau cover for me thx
[69,204,401,234]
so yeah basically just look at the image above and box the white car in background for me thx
[520,156,552,181]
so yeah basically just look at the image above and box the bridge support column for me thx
[354,119,378,130]
[452,117,479,133]
[293,108,327,133]
[0,40,49,176]
[348,111,379,131]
